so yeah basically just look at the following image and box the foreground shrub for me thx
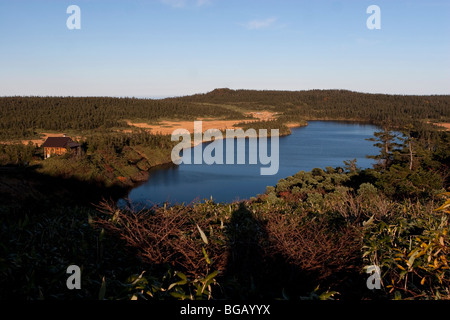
[362,196,449,299]
[95,200,229,279]
[263,211,362,296]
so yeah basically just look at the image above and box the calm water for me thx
[123,121,379,206]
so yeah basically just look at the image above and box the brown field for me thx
[286,122,305,128]
[126,119,239,135]
[21,133,67,146]
[429,122,450,131]
[19,133,83,146]
[246,111,278,121]
[437,123,450,131]
[12,111,305,147]
[126,111,280,135]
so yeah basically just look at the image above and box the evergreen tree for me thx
[366,129,402,170]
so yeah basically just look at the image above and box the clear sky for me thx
[0,0,449,97]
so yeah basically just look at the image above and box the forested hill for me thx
[173,88,450,127]
[0,89,449,140]
[0,96,247,140]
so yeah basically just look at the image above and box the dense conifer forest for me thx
[1,89,449,140]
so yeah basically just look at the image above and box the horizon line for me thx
[1,88,449,100]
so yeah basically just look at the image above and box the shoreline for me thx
[126,121,308,189]
[183,121,307,149]
[0,119,308,195]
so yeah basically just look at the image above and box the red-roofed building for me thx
[41,137,80,159]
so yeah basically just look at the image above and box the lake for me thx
[123,121,379,206]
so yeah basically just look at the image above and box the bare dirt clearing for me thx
[10,111,300,146]
[436,123,450,131]
[21,133,67,146]
[126,111,280,135]
[18,133,83,146]
[428,122,450,131]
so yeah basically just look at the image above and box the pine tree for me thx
[366,129,402,170]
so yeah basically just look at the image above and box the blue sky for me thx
[0,0,449,97]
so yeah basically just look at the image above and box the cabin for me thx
[41,137,80,159]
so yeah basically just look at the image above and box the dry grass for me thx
[264,212,362,282]
[285,122,305,128]
[20,133,82,146]
[126,111,279,135]
[436,122,450,131]
[95,201,229,278]
[428,122,450,131]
